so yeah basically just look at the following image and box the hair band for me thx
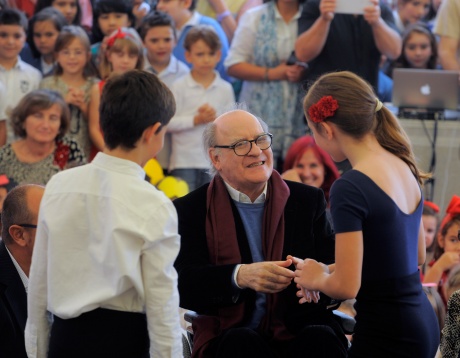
[375,99,383,112]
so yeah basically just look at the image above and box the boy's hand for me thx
[194,104,216,125]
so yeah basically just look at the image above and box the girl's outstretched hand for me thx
[287,255,323,304]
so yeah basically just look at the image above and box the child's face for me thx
[143,26,175,67]
[0,24,26,63]
[404,32,432,69]
[98,13,131,37]
[422,214,437,249]
[56,38,89,76]
[156,0,189,25]
[33,20,60,57]
[108,47,139,74]
[439,222,460,253]
[398,0,431,24]
[24,104,62,144]
[52,0,78,24]
[185,39,221,76]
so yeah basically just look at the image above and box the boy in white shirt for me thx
[140,10,189,172]
[25,70,183,358]
[168,25,235,191]
[0,9,41,146]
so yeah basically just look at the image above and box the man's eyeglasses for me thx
[214,133,273,156]
[16,224,37,229]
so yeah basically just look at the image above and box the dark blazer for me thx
[0,241,28,358]
[174,179,339,334]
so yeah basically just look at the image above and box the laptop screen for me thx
[392,69,459,111]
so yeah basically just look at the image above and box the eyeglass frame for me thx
[213,133,273,156]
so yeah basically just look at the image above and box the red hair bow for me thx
[440,195,460,230]
[308,95,339,123]
[107,28,126,49]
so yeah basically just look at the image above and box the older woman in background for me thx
[0,89,86,185]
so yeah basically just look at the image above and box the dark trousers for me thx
[48,308,149,358]
[214,325,348,358]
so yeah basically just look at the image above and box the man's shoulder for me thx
[285,179,321,197]
[0,242,16,285]
[173,183,209,211]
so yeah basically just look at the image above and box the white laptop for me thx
[392,69,459,111]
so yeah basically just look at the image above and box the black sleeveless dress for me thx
[330,170,439,357]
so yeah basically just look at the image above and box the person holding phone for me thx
[295,0,401,93]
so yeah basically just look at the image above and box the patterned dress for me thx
[0,136,86,185]
[441,290,460,358]
[40,76,98,158]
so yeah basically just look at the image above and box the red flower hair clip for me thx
[53,140,70,170]
[107,28,126,49]
[308,95,339,123]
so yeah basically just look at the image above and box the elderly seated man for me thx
[174,107,348,358]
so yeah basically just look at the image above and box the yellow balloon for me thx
[144,159,164,185]
[157,176,189,200]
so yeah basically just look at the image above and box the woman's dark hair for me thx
[27,7,67,59]
[34,0,82,25]
[91,0,135,43]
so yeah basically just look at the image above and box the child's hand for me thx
[66,88,85,106]
[436,252,460,272]
[194,104,216,125]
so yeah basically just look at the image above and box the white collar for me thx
[5,245,28,292]
[223,180,267,204]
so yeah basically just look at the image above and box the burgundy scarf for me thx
[192,171,292,358]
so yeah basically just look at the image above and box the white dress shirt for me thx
[25,152,182,358]
[143,54,189,88]
[167,72,235,171]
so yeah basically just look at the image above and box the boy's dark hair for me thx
[92,0,135,43]
[138,10,176,40]
[0,8,28,31]
[0,0,7,11]
[184,25,221,52]
[189,0,196,11]
[27,7,67,59]
[34,0,82,26]
[100,70,176,150]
